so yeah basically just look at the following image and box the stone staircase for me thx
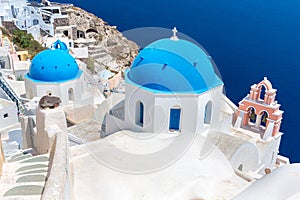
[0,152,50,199]
[88,45,114,69]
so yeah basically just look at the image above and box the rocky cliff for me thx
[61,5,139,73]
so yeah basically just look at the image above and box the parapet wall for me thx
[108,71,122,90]
[41,127,74,200]
[35,97,73,200]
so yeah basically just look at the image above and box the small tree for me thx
[12,30,33,48]
[12,30,46,59]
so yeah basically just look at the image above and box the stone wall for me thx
[53,18,70,28]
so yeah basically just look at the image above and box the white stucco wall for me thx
[257,135,282,174]
[124,83,155,132]
[24,74,84,106]
[230,142,260,172]
[123,83,223,134]
[0,98,18,130]
[153,95,199,133]
[105,114,127,136]
[35,106,67,154]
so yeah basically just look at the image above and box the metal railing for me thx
[0,75,25,114]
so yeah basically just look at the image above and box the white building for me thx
[0,0,27,25]
[0,98,18,130]
[24,40,94,107]
[0,0,68,39]
[0,45,13,71]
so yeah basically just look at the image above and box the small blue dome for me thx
[26,42,81,82]
[126,38,223,94]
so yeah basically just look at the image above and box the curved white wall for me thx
[233,164,300,200]
[24,74,84,106]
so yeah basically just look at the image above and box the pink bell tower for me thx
[234,77,283,139]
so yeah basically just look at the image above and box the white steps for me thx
[0,153,50,199]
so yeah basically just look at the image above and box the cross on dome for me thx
[170,27,179,41]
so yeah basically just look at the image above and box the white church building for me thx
[105,36,224,135]
[24,40,95,107]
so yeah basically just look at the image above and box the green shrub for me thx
[12,30,46,59]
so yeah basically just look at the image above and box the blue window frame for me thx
[139,102,144,125]
[169,108,181,131]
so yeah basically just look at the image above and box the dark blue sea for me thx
[54,0,300,162]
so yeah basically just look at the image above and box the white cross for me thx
[170,27,179,41]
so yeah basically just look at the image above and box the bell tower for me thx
[234,77,283,140]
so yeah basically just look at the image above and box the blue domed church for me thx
[101,31,286,178]
[24,40,88,106]
[105,35,224,134]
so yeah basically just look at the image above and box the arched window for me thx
[169,106,181,131]
[259,85,266,101]
[33,19,39,25]
[77,30,85,38]
[68,88,74,102]
[204,101,212,124]
[136,101,144,126]
[248,107,257,124]
[86,29,98,34]
[260,111,268,127]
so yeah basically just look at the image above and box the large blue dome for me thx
[126,38,223,94]
[26,42,81,82]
